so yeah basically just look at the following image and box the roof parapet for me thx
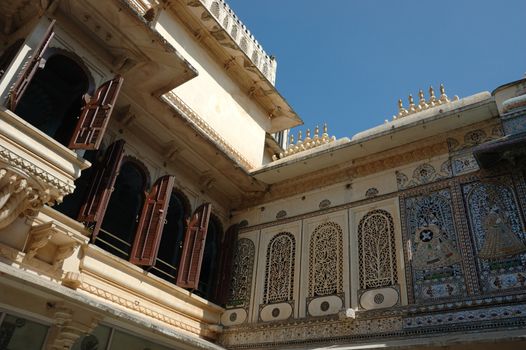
[200,0,277,85]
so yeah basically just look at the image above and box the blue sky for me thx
[227,0,526,139]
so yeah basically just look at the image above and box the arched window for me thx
[14,52,93,146]
[151,189,191,281]
[308,222,343,297]
[358,209,397,290]
[97,158,149,258]
[197,214,223,298]
[264,232,295,304]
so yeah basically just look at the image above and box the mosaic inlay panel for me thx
[405,189,467,301]
[403,303,526,328]
[463,181,526,293]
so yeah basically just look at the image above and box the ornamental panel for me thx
[227,238,255,308]
[404,189,467,301]
[463,180,526,293]
[308,221,343,297]
[358,209,397,290]
[263,232,295,304]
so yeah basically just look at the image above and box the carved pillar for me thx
[46,305,100,350]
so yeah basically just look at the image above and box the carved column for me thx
[46,305,100,350]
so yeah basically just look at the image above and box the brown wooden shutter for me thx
[214,224,240,305]
[176,203,212,289]
[77,139,125,241]
[129,175,175,266]
[68,75,124,150]
[9,20,55,110]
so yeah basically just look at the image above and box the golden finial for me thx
[418,89,428,110]
[289,133,294,145]
[297,130,303,142]
[439,83,449,103]
[323,123,328,135]
[398,98,404,111]
[408,94,416,113]
[314,125,320,137]
[306,128,311,138]
[428,86,437,105]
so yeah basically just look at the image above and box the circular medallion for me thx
[373,293,385,304]
[320,301,330,311]
[229,312,238,322]
[419,229,434,242]
[271,308,280,317]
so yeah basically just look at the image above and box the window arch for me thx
[358,209,398,289]
[151,188,191,281]
[97,157,150,258]
[308,222,343,297]
[197,214,223,298]
[264,232,295,304]
[14,52,93,146]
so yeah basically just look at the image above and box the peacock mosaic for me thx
[463,179,526,293]
[404,189,467,302]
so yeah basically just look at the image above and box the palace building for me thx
[0,0,525,349]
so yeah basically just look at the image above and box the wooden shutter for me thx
[68,75,124,150]
[129,175,175,266]
[9,20,55,110]
[176,203,212,289]
[214,224,240,305]
[77,139,125,241]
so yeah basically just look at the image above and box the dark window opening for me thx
[196,215,222,300]
[97,160,148,259]
[14,53,91,146]
[0,39,24,79]
[54,149,99,219]
[150,190,190,281]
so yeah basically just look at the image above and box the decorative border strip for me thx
[0,145,74,194]
[162,91,255,170]
[79,281,213,338]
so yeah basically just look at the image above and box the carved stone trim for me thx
[78,281,215,338]
[0,168,51,229]
[24,222,81,271]
[0,145,74,195]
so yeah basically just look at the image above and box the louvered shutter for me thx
[9,20,55,110]
[77,139,125,241]
[176,203,212,289]
[214,224,240,305]
[129,175,175,266]
[68,75,124,150]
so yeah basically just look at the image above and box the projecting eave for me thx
[165,0,303,132]
[251,92,497,184]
